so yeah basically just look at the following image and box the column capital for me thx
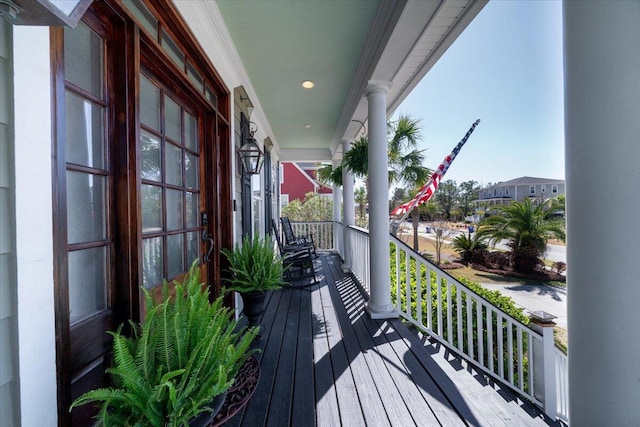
[342,138,355,151]
[366,80,392,96]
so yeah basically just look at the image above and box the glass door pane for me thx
[140,72,201,288]
[64,21,110,325]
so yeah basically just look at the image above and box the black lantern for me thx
[239,122,263,175]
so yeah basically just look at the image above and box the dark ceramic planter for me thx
[188,392,227,427]
[241,291,267,328]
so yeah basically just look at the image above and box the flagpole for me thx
[391,119,480,230]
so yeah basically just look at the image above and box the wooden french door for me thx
[138,70,209,292]
[58,17,118,426]
[55,1,231,424]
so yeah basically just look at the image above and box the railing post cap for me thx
[529,310,557,326]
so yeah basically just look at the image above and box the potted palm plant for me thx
[222,235,286,328]
[70,261,258,426]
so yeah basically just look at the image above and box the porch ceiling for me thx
[216,0,487,160]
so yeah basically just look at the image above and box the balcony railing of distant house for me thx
[338,223,569,424]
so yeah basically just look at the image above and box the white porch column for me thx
[365,81,396,319]
[332,159,342,254]
[342,139,355,271]
[564,3,640,424]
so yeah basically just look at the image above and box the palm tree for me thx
[451,234,487,264]
[342,115,430,188]
[344,115,430,243]
[476,198,565,273]
[316,163,342,186]
[316,114,430,245]
[318,114,430,189]
[354,186,367,225]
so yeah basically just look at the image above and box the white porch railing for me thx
[289,221,334,251]
[334,221,344,259]
[555,348,569,423]
[341,224,568,422]
[346,226,370,295]
[390,234,541,405]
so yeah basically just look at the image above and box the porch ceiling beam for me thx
[277,148,332,162]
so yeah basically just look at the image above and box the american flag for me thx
[391,119,480,217]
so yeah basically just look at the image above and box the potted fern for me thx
[70,261,258,426]
[222,235,286,328]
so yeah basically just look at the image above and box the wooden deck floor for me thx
[225,253,559,427]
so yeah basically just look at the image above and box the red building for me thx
[280,162,332,205]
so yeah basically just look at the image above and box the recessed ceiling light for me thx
[304,124,312,129]
[301,80,314,89]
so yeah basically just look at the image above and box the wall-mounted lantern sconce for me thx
[0,0,93,27]
[239,120,263,175]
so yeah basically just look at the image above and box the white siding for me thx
[0,17,18,427]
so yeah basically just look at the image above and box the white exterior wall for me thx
[0,17,19,427]
[13,26,58,425]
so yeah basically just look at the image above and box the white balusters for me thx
[340,226,565,421]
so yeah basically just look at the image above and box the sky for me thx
[392,0,565,188]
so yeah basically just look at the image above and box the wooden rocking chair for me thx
[280,216,316,257]
[272,220,316,286]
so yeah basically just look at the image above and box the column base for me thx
[365,302,398,320]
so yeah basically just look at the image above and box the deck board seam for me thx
[320,255,390,427]
[316,255,368,427]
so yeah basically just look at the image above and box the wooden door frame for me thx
[51,1,233,423]
[51,6,136,423]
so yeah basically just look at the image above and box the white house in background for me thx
[475,176,565,207]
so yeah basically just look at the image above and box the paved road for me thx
[401,222,567,264]
[479,282,567,328]
[545,244,566,263]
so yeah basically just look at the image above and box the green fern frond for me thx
[71,258,258,426]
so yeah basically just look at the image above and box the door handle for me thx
[201,212,214,263]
